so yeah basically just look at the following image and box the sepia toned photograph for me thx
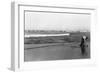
[24,10,90,62]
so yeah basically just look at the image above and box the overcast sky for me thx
[25,11,91,32]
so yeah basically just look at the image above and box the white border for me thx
[11,2,97,71]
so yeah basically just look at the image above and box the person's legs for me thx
[81,46,86,55]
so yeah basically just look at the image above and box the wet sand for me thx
[24,42,90,62]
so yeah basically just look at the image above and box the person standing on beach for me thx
[80,36,88,55]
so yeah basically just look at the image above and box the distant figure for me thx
[80,36,88,55]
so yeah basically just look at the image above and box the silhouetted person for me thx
[80,36,88,55]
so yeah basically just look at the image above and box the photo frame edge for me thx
[11,1,97,71]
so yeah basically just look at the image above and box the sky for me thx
[25,11,91,32]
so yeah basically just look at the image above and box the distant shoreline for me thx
[25,30,90,34]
